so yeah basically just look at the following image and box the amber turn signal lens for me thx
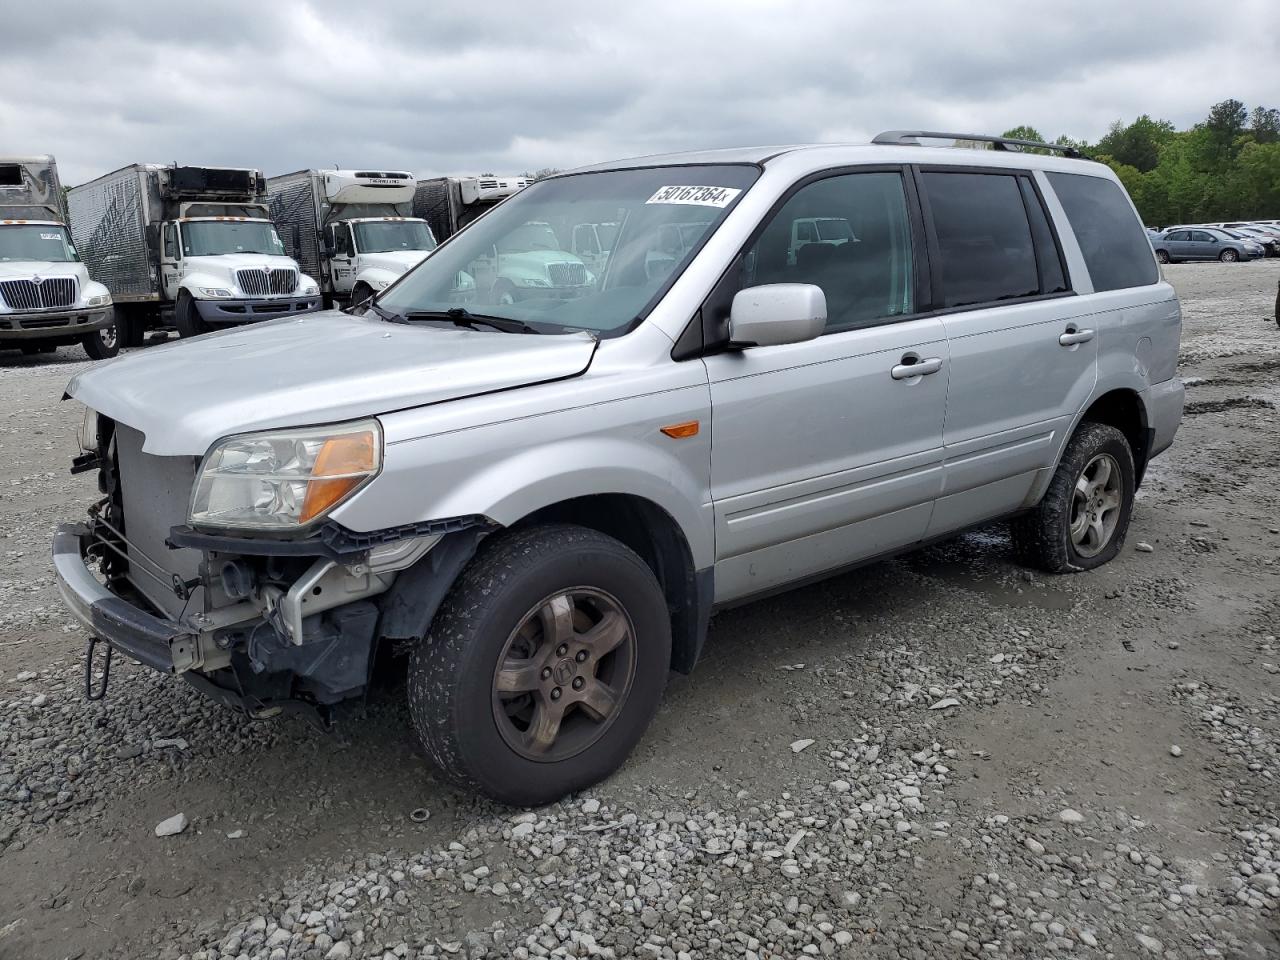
[659,421,700,439]
[300,432,378,523]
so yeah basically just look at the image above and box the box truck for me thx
[68,164,322,342]
[0,156,117,358]
[268,169,437,306]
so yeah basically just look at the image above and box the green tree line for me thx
[1001,99,1280,227]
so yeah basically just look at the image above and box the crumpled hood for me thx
[359,250,431,276]
[66,310,598,456]
[0,261,86,281]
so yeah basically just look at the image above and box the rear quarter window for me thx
[1046,172,1158,292]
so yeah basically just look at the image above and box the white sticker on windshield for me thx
[645,185,742,208]
[40,233,61,240]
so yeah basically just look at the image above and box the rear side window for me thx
[1046,172,1158,292]
[921,172,1041,308]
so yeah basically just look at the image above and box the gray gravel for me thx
[1,262,1278,959]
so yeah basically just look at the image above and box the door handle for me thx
[1059,328,1095,346]
[891,356,943,380]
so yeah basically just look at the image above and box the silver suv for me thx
[54,132,1184,806]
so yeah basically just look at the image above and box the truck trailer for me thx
[268,169,436,306]
[412,175,531,244]
[0,156,117,359]
[68,164,322,342]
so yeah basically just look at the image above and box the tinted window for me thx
[162,224,178,259]
[742,171,914,332]
[922,172,1039,308]
[1046,172,1158,292]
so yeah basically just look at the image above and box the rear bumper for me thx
[194,295,323,324]
[0,307,112,339]
[1143,378,1184,460]
[52,524,182,674]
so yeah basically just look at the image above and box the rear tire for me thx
[81,321,120,360]
[1154,249,1170,264]
[1011,422,1136,574]
[407,524,671,806]
[174,293,210,338]
[1219,248,1239,263]
[116,306,146,348]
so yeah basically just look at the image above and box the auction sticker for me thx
[645,185,742,208]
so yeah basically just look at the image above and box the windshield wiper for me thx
[403,307,542,335]
[365,301,408,323]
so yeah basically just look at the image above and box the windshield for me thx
[181,220,286,257]
[817,219,854,241]
[353,220,436,254]
[0,224,79,263]
[376,164,759,336]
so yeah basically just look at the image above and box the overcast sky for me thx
[4,0,1277,185]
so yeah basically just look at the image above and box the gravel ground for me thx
[1,262,1278,960]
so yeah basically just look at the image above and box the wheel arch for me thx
[513,493,712,674]
[1075,388,1152,484]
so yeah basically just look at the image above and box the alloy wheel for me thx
[1070,453,1123,558]
[491,587,637,762]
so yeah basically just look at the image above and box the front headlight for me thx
[77,408,100,455]
[189,420,382,531]
[370,279,390,290]
[85,292,112,307]
[201,287,235,298]
[300,281,320,296]
[513,277,551,287]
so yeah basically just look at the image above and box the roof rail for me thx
[872,130,1086,160]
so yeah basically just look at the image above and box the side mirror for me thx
[728,284,826,348]
[322,242,335,258]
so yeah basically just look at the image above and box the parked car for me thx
[1150,227,1264,263]
[1226,226,1280,257]
[55,131,1183,806]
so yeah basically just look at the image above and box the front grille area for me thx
[113,423,203,619]
[547,261,587,286]
[236,268,298,297]
[0,277,77,310]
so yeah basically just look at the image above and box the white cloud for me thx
[3,0,1276,185]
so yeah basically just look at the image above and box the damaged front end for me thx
[56,413,489,725]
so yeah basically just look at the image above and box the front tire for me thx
[82,321,120,360]
[1011,422,1136,573]
[490,279,518,306]
[408,524,672,806]
[174,293,210,338]
[1219,248,1239,263]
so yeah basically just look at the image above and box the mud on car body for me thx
[55,132,1183,806]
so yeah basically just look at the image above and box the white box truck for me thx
[68,164,322,343]
[413,175,599,305]
[268,169,437,306]
[0,156,118,359]
[412,175,531,243]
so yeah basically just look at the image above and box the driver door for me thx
[160,222,182,300]
[705,169,947,603]
[329,223,355,294]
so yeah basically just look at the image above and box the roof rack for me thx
[872,130,1086,160]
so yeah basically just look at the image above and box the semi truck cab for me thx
[157,211,320,333]
[0,156,118,359]
[324,214,437,303]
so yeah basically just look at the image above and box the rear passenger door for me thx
[705,168,948,602]
[1163,230,1193,260]
[915,167,1098,537]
